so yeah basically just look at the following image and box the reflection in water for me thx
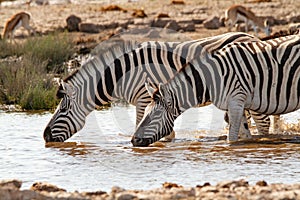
[1,105,300,192]
[45,142,98,156]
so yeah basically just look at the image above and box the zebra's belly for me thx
[250,92,300,115]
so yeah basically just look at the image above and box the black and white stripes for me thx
[43,32,265,142]
[132,34,300,146]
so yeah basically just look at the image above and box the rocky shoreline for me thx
[1,179,300,200]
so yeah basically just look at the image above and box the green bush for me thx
[22,34,74,72]
[20,83,59,110]
[0,33,75,110]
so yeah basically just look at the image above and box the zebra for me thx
[131,34,300,147]
[43,31,270,142]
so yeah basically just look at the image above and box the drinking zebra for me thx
[131,34,300,147]
[43,32,269,142]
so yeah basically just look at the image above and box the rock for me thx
[66,15,82,32]
[132,9,147,18]
[180,23,195,32]
[256,180,268,186]
[157,13,170,18]
[103,21,119,29]
[0,188,47,200]
[79,23,102,33]
[171,0,185,4]
[203,15,220,29]
[273,18,289,26]
[192,18,205,24]
[116,193,137,200]
[216,179,249,189]
[30,182,66,192]
[163,182,182,189]
[289,23,300,33]
[151,18,173,28]
[100,5,127,12]
[34,0,49,5]
[164,20,181,31]
[288,14,300,23]
[0,179,22,189]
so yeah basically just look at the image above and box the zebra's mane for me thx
[64,39,140,83]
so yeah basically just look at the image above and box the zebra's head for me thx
[131,83,179,147]
[43,80,87,142]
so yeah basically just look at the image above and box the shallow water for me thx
[0,105,300,192]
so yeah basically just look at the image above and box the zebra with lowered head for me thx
[131,33,300,147]
[43,32,270,142]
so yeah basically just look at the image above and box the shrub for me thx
[20,83,59,110]
[0,33,75,110]
[22,33,75,73]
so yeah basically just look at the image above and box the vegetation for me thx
[0,33,76,110]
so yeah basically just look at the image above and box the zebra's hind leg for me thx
[249,111,270,135]
[238,112,252,139]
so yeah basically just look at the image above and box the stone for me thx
[256,180,268,187]
[116,193,137,200]
[288,14,300,23]
[164,20,181,31]
[79,23,102,33]
[163,182,182,189]
[0,179,22,189]
[216,180,249,189]
[181,23,195,32]
[100,5,127,12]
[171,0,185,4]
[203,15,220,29]
[151,18,173,28]
[289,23,300,33]
[157,13,170,18]
[132,9,147,18]
[66,15,82,32]
[30,182,66,192]
[273,18,289,26]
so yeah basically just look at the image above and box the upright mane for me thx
[64,39,140,83]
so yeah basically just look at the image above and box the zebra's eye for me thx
[60,98,70,112]
[165,97,172,108]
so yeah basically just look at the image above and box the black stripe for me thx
[261,48,273,113]
[285,47,300,111]
[190,63,205,103]
[229,45,250,92]
[104,67,114,97]
[114,59,123,83]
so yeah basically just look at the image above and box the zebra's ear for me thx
[145,82,156,98]
[158,83,167,98]
[60,81,74,96]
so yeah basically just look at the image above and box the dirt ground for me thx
[0,0,299,46]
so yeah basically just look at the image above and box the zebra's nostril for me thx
[43,126,53,142]
[131,136,150,147]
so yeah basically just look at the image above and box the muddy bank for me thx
[1,179,300,200]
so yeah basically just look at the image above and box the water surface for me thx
[0,105,300,192]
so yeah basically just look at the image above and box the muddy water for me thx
[0,105,300,192]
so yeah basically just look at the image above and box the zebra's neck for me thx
[167,64,210,114]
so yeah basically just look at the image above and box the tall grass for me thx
[0,33,75,110]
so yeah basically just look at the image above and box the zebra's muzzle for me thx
[43,126,53,142]
[131,136,151,147]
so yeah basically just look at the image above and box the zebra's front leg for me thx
[238,112,252,139]
[160,130,175,142]
[224,110,252,139]
[227,101,245,142]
